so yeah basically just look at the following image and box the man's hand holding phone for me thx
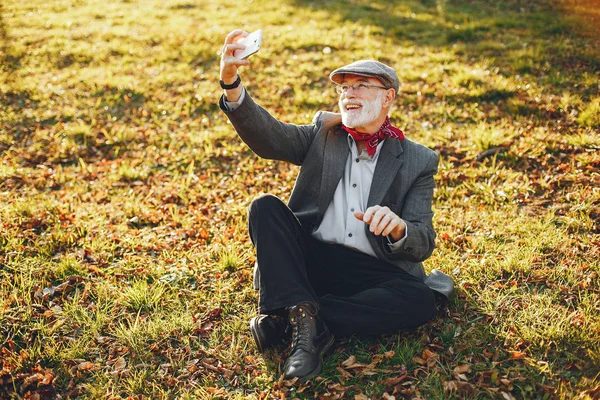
[233,29,262,60]
[220,29,262,102]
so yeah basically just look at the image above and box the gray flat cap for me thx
[330,60,399,94]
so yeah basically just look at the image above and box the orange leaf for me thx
[510,351,526,359]
[422,348,438,361]
[77,361,94,371]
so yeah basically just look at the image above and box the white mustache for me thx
[341,99,366,109]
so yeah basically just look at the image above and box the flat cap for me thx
[329,60,399,94]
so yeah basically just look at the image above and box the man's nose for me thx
[344,87,358,98]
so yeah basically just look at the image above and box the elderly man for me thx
[219,29,453,380]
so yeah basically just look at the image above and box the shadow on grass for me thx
[288,0,598,76]
[286,0,599,137]
[0,4,23,73]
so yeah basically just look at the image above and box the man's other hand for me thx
[220,29,250,101]
[354,206,406,242]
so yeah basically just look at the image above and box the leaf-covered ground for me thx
[1,0,599,398]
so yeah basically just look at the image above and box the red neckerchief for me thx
[341,117,405,156]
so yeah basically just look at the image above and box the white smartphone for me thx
[234,29,262,60]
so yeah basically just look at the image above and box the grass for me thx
[1,0,599,398]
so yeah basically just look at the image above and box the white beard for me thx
[339,90,385,129]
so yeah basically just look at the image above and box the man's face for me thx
[338,75,387,129]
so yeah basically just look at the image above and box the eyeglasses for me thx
[334,83,388,95]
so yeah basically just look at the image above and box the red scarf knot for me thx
[341,117,405,156]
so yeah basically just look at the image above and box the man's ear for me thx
[384,89,396,107]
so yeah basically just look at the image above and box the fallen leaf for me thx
[41,372,53,385]
[536,382,556,393]
[220,367,234,379]
[412,356,426,365]
[336,366,353,378]
[581,384,600,397]
[20,373,43,391]
[501,392,517,400]
[327,383,347,393]
[114,357,126,371]
[500,378,512,387]
[453,364,471,375]
[444,380,475,395]
[341,355,368,369]
[341,355,357,367]
[205,387,226,395]
[77,361,94,371]
[566,362,582,371]
[422,348,438,361]
[368,354,384,368]
[421,349,439,368]
[383,374,407,386]
[482,349,494,358]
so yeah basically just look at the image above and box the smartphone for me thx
[234,29,262,60]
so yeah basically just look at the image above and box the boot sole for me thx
[249,316,266,353]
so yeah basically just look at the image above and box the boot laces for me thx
[290,308,311,351]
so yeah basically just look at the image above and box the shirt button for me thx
[355,158,359,163]
[352,183,357,188]
[351,208,355,212]
[348,233,353,237]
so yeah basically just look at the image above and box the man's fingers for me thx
[369,207,390,233]
[353,211,365,221]
[222,57,250,69]
[357,205,402,237]
[382,216,400,236]
[371,212,392,235]
[362,206,380,224]
[221,42,250,77]
[223,43,247,56]
[224,29,248,46]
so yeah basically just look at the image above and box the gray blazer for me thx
[220,93,454,298]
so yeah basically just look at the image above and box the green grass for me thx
[1,0,599,398]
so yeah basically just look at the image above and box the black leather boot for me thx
[250,315,288,352]
[283,302,334,380]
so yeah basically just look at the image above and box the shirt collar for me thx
[346,134,385,161]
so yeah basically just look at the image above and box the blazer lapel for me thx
[368,138,404,207]
[318,127,349,216]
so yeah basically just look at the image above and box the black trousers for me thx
[248,195,436,338]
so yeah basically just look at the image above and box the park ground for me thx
[1,0,599,398]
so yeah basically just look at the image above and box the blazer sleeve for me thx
[219,92,319,166]
[381,151,438,262]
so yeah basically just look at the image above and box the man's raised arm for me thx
[220,29,250,103]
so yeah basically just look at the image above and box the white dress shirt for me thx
[312,135,407,256]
